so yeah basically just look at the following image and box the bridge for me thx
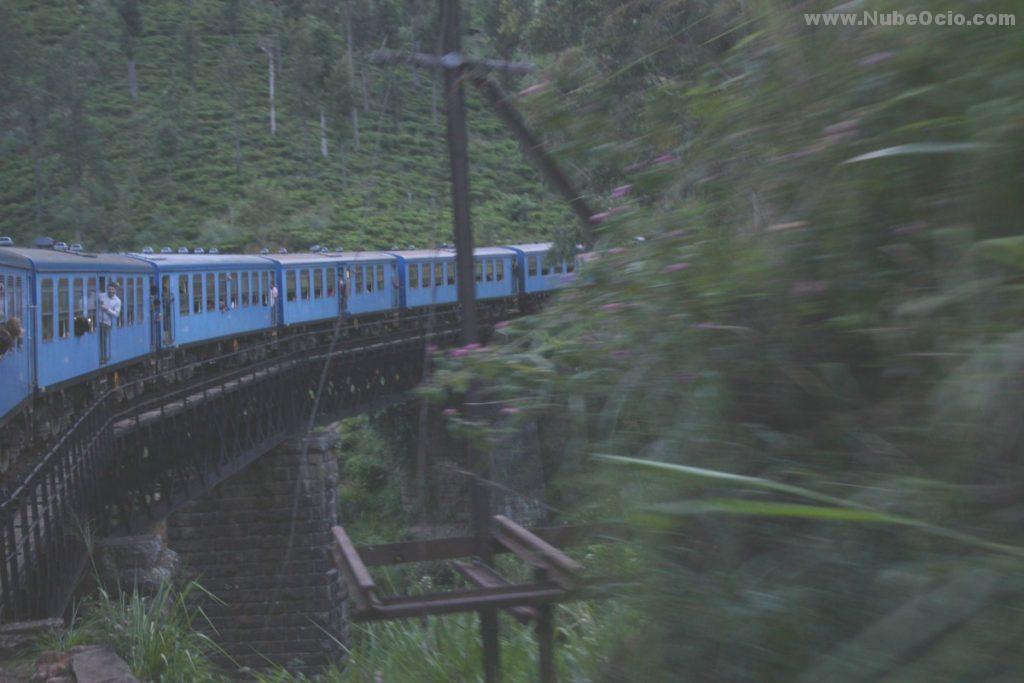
[0,304,507,671]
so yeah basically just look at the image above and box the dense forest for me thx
[0,0,576,252]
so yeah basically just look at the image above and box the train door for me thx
[160,275,174,345]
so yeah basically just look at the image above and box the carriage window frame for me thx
[300,269,310,300]
[57,278,70,338]
[286,270,297,302]
[85,277,96,327]
[421,263,431,288]
[497,260,504,282]
[73,278,84,321]
[178,275,189,316]
[376,265,384,293]
[41,278,54,341]
[0,275,7,320]
[205,273,215,311]
[365,266,374,293]
[447,264,455,285]
[218,272,228,311]
[229,272,239,309]
[193,274,203,314]
[486,260,494,282]
[116,277,126,326]
[327,268,336,297]
[313,268,323,299]
[409,263,419,288]
[125,278,135,327]
[567,259,575,273]
[355,266,364,293]
[475,261,483,282]
[137,277,144,323]
[433,263,442,289]
[541,259,551,276]
[241,272,250,307]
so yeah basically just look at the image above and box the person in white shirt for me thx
[98,282,121,363]
[269,281,279,325]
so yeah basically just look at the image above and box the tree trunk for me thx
[264,47,277,135]
[320,107,329,159]
[345,3,359,150]
[128,59,138,101]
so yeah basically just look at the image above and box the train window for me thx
[528,256,538,277]
[497,260,504,282]
[446,264,454,285]
[355,266,364,293]
[128,278,138,325]
[73,278,84,324]
[327,268,336,297]
[218,273,228,311]
[250,273,258,306]
[116,277,126,326]
[260,272,268,305]
[58,278,70,338]
[286,271,297,302]
[300,270,310,300]
[486,260,494,282]
[206,273,215,311]
[229,272,238,308]
[409,263,419,288]
[137,277,144,323]
[567,259,575,273]
[475,261,483,282]
[193,274,202,314]
[178,276,189,316]
[421,263,431,288]
[86,278,96,324]
[41,278,54,341]
[376,265,384,292]
[432,263,441,288]
[241,272,250,307]
[541,260,550,276]
[313,269,323,299]
[0,277,7,320]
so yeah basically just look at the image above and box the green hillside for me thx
[0,0,573,252]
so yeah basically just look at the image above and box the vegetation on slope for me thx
[0,0,574,252]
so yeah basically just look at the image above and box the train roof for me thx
[506,243,554,254]
[389,247,516,261]
[128,253,271,270]
[276,252,396,264]
[0,247,152,273]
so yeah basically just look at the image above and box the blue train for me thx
[0,240,575,431]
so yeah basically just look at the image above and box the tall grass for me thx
[40,579,228,682]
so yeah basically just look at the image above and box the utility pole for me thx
[440,0,478,345]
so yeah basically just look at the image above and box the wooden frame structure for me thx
[331,513,623,682]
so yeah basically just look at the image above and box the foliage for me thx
[42,579,226,682]
[255,592,639,683]
[336,415,408,544]
[431,0,1024,679]
[0,0,573,251]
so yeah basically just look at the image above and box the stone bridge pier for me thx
[165,429,347,675]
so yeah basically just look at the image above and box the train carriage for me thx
[0,247,154,393]
[507,243,576,294]
[129,253,276,348]
[0,256,31,421]
[390,247,518,310]
[258,253,403,325]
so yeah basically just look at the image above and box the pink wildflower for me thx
[662,263,690,273]
[609,205,631,215]
[443,408,458,416]
[465,343,482,351]
[426,344,440,354]
[654,153,678,165]
[602,303,625,312]
[607,247,627,255]
[449,348,469,358]
[494,321,510,330]
[501,406,520,415]
[590,212,611,223]
[611,184,632,199]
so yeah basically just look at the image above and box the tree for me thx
[113,0,143,101]
[291,17,352,159]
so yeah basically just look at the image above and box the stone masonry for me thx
[166,429,347,675]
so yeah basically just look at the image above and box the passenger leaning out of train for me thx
[98,283,121,364]
[268,281,279,325]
